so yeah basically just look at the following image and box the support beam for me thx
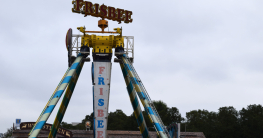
[48,61,84,138]
[120,63,149,138]
[120,55,170,138]
[29,68,70,136]
[29,56,84,138]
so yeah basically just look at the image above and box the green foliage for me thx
[2,127,13,138]
[186,105,263,138]
[107,110,130,130]
[240,104,263,138]
[186,109,213,132]
[60,122,85,130]
[106,101,184,131]
[60,112,94,130]
[58,101,263,138]
[217,106,240,138]
[168,107,185,123]
[152,100,184,126]
[60,100,183,132]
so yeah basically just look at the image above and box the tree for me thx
[60,112,94,130]
[2,127,13,138]
[60,101,183,132]
[152,101,184,126]
[185,106,241,138]
[126,113,140,131]
[107,110,129,130]
[57,103,263,138]
[186,109,210,132]
[167,107,185,123]
[153,100,169,125]
[216,106,240,138]
[186,109,217,137]
[239,104,263,138]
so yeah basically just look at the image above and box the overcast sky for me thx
[1,0,263,133]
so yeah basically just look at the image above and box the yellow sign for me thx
[21,122,73,138]
[72,0,133,24]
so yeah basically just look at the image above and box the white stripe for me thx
[39,113,50,121]
[66,69,76,77]
[57,83,68,91]
[73,57,82,63]
[29,129,41,138]
[49,98,59,105]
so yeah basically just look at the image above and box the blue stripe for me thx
[69,82,76,92]
[135,118,140,129]
[57,112,63,122]
[52,90,64,99]
[64,97,70,107]
[62,76,72,84]
[137,112,144,126]
[125,62,135,72]
[148,107,154,115]
[142,128,149,138]
[124,63,132,71]
[141,92,146,99]
[70,62,79,70]
[154,123,163,131]
[127,81,133,94]
[122,67,128,78]
[92,62,94,84]
[34,121,45,130]
[93,86,94,110]
[51,127,57,137]
[76,64,82,74]
[132,98,139,111]
[93,118,96,138]
[137,92,146,100]
[92,86,95,138]
[43,105,55,114]
[131,77,139,85]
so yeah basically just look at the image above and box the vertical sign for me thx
[16,119,21,128]
[92,62,112,138]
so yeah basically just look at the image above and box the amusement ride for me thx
[28,1,178,138]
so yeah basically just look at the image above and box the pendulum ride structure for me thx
[28,18,171,138]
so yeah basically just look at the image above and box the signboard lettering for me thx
[72,0,133,23]
[97,131,103,138]
[20,122,73,138]
[99,67,105,74]
[98,77,105,85]
[98,110,104,117]
[99,88,103,95]
[97,120,104,128]
[98,99,104,106]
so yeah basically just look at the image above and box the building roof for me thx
[13,129,206,138]
[180,132,206,138]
